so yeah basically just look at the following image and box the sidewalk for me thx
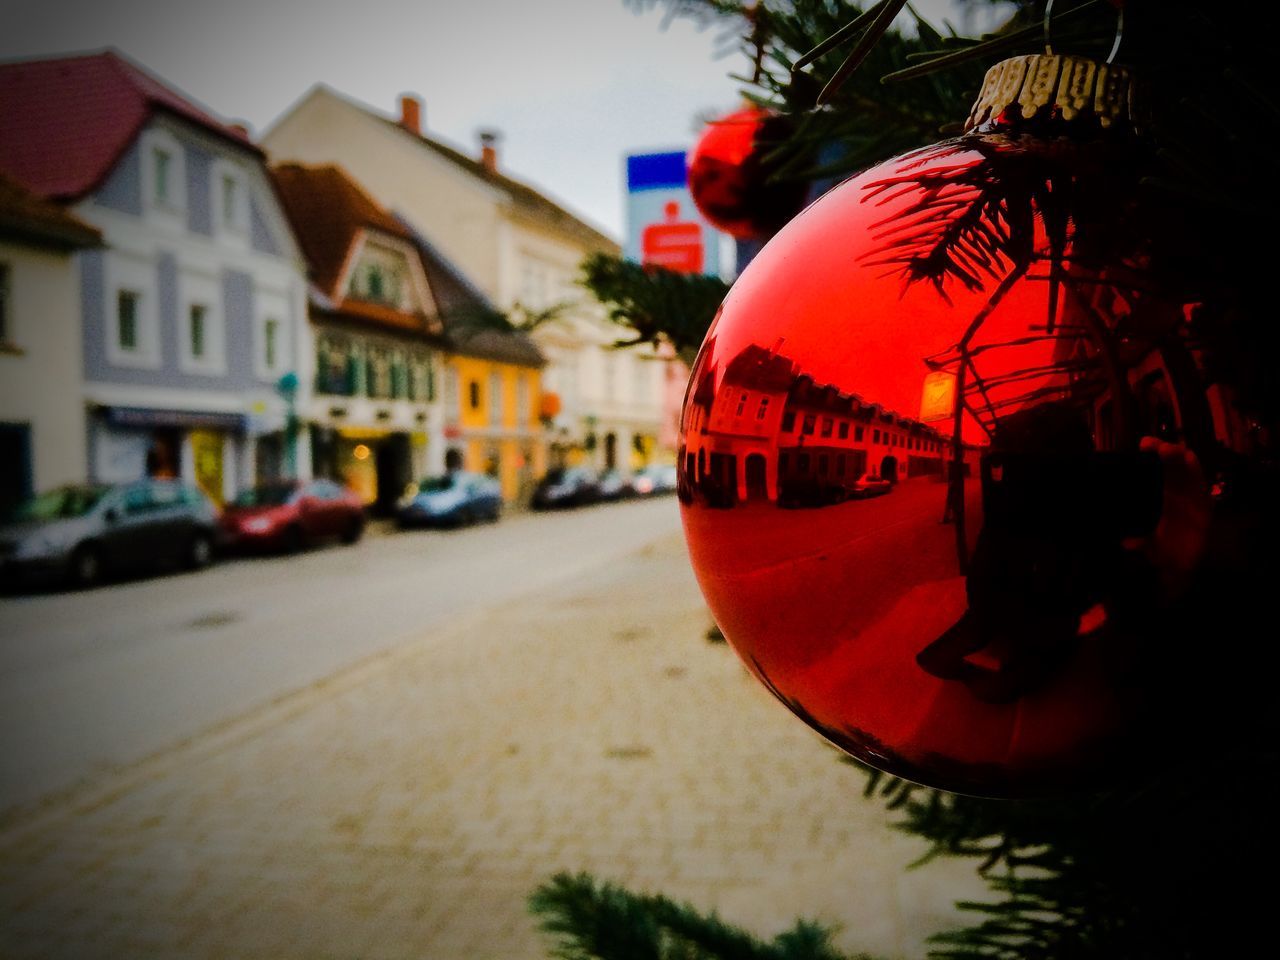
[0,533,985,960]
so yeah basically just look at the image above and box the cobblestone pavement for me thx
[0,533,986,959]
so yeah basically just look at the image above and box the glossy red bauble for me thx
[678,129,1233,797]
[687,106,808,241]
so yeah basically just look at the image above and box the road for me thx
[0,498,682,817]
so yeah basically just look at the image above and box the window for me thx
[801,414,815,435]
[756,397,769,420]
[735,392,748,417]
[838,422,849,440]
[873,429,880,444]
[0,263,9,344]
[188,304,206,358]
[368,265,385,301]
[469,379,482,410]
[154,149,171,204]
[222,175,237,227]
[490,372,503,426]
[820,417,833,438]
[855,426,864,442]
[781,411,796,432]
[264,318,278,370]
[517,375,530,424]
[118,291,140,351]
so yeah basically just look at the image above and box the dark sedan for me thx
[220,479,365,553]
[0,480,219,588]
[531,467,601,509]
[397,471,502,527]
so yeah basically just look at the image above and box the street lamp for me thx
[276,371,299,478]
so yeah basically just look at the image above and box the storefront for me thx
[91,406,247,505]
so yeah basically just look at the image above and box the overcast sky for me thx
[2,0,991,239]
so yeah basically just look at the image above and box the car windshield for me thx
[9,485,110,521]
[418,475,458,493]
[233,484,297,507]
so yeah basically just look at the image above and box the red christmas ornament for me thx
[687,105,807,241]
[679,55,1234,797]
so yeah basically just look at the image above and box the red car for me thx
[221,479,365,553]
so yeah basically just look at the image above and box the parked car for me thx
[597,469,634,501]
[0,480,219,588]
[398,471,502,527]
[631,465,678,496]
[531,467,601,509]
[220,479,364,553]
[850,472,892,498]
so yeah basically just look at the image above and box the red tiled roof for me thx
[0,49,260,200]
[0,171,102,249]
[269,162,416,299]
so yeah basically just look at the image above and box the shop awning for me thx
[104,406,247,431]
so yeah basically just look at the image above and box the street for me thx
[0,498,985,959]
[0,499,683,817]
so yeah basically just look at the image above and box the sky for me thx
[1,0,989,240]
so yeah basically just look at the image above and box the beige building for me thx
[262,86,671,473]
[0,173,102,511]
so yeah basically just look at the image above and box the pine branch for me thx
[580,253,730,363]
[529,872,862,960]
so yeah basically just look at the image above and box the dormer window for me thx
[154,149,172,204]
[141,127,186,213]
[367,265,385,301]
[221,175,237,227]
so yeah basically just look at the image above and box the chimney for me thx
[399,94,423,135]
[478,128,501,173]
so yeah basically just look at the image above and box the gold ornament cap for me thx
[965,54,1144,134]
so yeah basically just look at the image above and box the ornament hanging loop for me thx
[1044,0,1125,64]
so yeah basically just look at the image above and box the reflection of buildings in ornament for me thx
[680,340,959,507]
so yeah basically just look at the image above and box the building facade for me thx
[0,52,312,504]
[0,174,102,512]
[271,163,449,512]
[262,86,674,476]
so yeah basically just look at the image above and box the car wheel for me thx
[341,516,364,544]
[283,525,304,554]
[70,545,102,588]
[187,532,214,570]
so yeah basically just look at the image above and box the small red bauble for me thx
[678,118,1230,797]
[687,106,807,241]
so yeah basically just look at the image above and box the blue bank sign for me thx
[625,151,720,277]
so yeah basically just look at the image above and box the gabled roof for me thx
[293,86,616,254]
[396,215,545,369]
[0,171,102,250]
[270,163,414,298]
[378,116,616,253]
[270,162,438,338]
[0,49,260,201]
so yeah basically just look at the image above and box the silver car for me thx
[0,481,220,588]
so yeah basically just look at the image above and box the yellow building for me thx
[443,353,545,502]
